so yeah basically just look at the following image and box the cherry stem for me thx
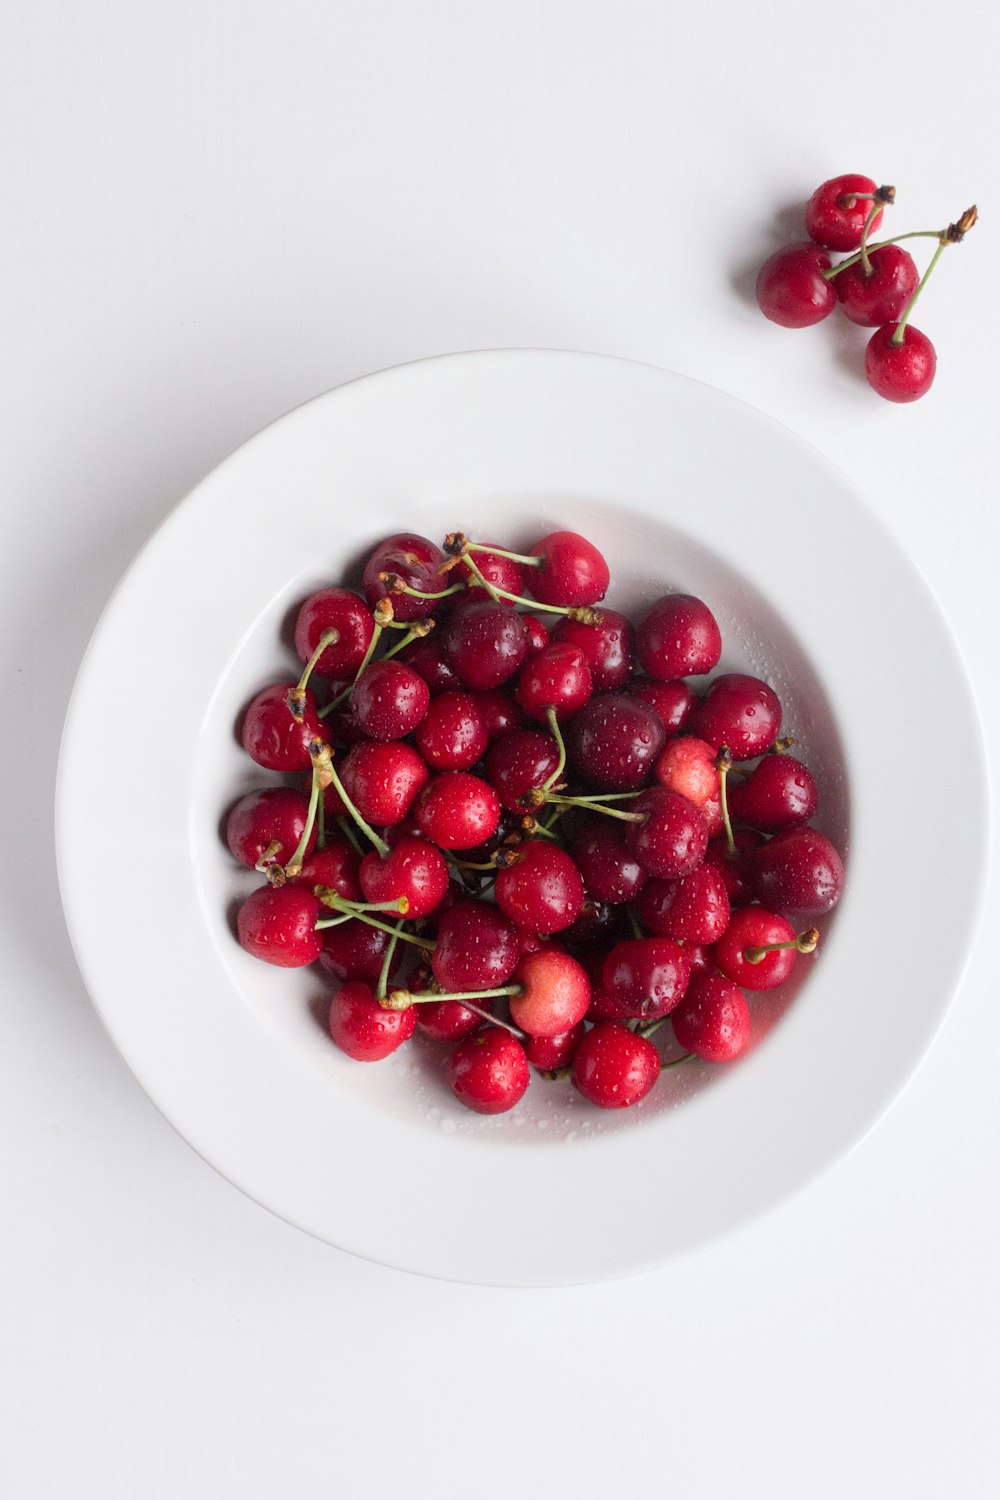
[318,623,382,716]
[462,550,602,622]
[309,739,389,857]
[254,839,283,876]
[315,900,435,949]
[858,200,882,279]
[381,620,436,661]
[659,1052,695,1071]
[541,706,567,791]
[744,927,820,964]
[294,628,340,701]
[716,746,737,860]
[380,574,465,604]
[821,230,941,281]
[627,906,643,940]
[283,763,321,875]
[891,229,957,344]
[336,816,363,857]
[376,922,403,1000]
[384,983,522,1008]
[540,794,643,822]
[463,539,543,569]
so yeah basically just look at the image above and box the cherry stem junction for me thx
[289,628,340,715]
[541,706,567,791]
[744,927,820,964]
[309,738,389,857]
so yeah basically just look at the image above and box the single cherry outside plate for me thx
[56,351,987,1285]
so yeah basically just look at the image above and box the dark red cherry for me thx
[671,973,750,1062]
[287,837,362,901]
[319,917,405,984]
[242,684,325,772]
[865,323,936,403]
[564,813,649,904]
[756,242,836,328]
[294,586,375,679]
[806,174,883,252]
[396,633,463,695]
[363,532,444,622]
[572,1023,660,1108]
[525,531,610,608]
[686,943,713,974]
[691,674,782,760]
[484,729,560,811]
[431,900,520,992]
[415,690,489,771]
[516,641,592,722]
[494,839,585,935]
[359,835,450,919]
[560,898,628,948]
[753,827,845,915]
[602,937,691,1019]
[835,244,919,327]
[655,736,723,837]
[237,885,323,967]
[508,949,591,1037]
[636,594,722,680]
[226,786,315,870]
[446,1028,530,1114]
[728,754,818,831]
[471,689,524,740]
[414,772,501,849]
[351,658,430,741]
[328,981,417,1061]
[624,787,709,879]
[445,599,529,690]
[627,678,696,734]
[715,907,798,990]
[637,864,730,944]
[566,694,666,791]
[523,1023,584,1070]
[551,609,634,692]
[522,615,551,659]
[321,695,366,748]
[705,829,766,906]
[338,739,429,826]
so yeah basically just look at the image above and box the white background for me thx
[2,3,997,1496]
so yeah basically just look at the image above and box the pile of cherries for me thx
[227,528,845,1116]
[756,172,978,403]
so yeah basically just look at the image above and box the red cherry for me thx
[359,835,450,919]
[472,689,524,740]
[628,678,696,735]
[566,694,666,791]
[494,839,585,935]
[561,898,628,949]
[753,827,845,915]
[338,739,429,826]
[237,885,322,967]
[564,813,649,904]
[806,174,883,252]
[624,787,709,879]
[452,544,525,604]
[516,641,592,722]
[756,242,836,328]
[551,610,635,692]
[396,633,463,695]
[636,594,721,680]
[446,1028,530,1114]
[484,728,560,811]
[413,962,491,1042]
[294,587,375,679]
[508,949,591,1037]
[602,937,691,1019]
[415,690,489,771]
[705,829,765,906]
[525,531,610,608]
[715,907,799,990]
[319,917,405,984]
[431,900,520,992]
[686,943,713,974]
[728,754,818,831]
[226,786,315,870]
[637,864,730,943]
[691,674,782,760]
[328,981,417,1061]
[834,244,919,327]
[241,684,325,772]
[414,771,500,849]
[522,616,551,660]
[572,1023,660,1109]
[671,973,750,1063]
[523,1023,584,1070]
[865,323,936,402]
[363,532,444,622]
[445,599,529,690]
[350,659,430,741]
[655,735,723,835]
[287,837,361,900]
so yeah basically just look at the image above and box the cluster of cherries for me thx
[227,528,845,1115]
[756,172,978,402]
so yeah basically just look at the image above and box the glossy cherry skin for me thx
[328,981,417,1061]
[691,674,782,760]
[566,694,665,791]
[415,690,489,771]
[806,174,883,252]
[237,885,323,967]
[715,907,797,990]
[628,678,696,734]
[226,786,315,870]
[565,813,649,904]
[319,917,405,984]
[350,659,430,741]
[756,242,836,328]
[516,642,592,722]
[508,949,591,1037]
[431,900,520,992]
[753,827,845,915]
[865,324,936,402]
[414,771,501,849]
[705,829,766,906]
[655,735,723,836]
[525,531,610,608]
[494,839,585,935]
[287,837,362,901]
[484,729,560,811]
[446,1028,530,1114]
[522,616,551,660]
[294,586,375,680]
[453,545,525,605]
[396,633,463,695]
[551,610,634,692]
[242,684,325,772]
[338,739,429,827]
[835,244,919,327]
[572,1023,660,1109]
[523,1023,584,1070]
[445,599,529,690]
[729,754,818,831]
[671,973,751,1062]
[472,690,524,740]
[636,594,721,680]
[362,532,444,622]
[602,937,692,1019]
[359,836,450,919]
[625,787,709,879]
[637,864,730,944]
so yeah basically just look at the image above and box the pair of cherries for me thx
[228,526,845,1116]
[756,172,978,402]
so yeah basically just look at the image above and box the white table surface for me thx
[3,3,997,1495]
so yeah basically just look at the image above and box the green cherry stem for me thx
[461,549,603,621]
[889,206,980,348]
[857,199,883,278]
[315,899,435,949]
[541,706,567,791]
[380,985,526,1038]
[283,761,322,875]
[659,1052,695,1070]
[376,922,403,1001]
[538,793,643,822]
[380,573,467,605]
[821,229,942,281]
[309,738,389,856]
[287,628,340,719]
[455,538,544,569]
[318,624,383,717]
[716,746,738,860]
[380,618,436,660]
[336,816,363,857]
[744,927,820,965]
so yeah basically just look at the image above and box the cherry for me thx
[414,771,500,849]
[602,937,692,1019]
[834,244,919,327]
[396,633,462,695]
[415,690,489,771]
[756,242,836,328]
[452,544,525,604]
[566,694,665,791]
[686,943,713,974]
[551,609,634,692]
[715,907,813,990]
[705,828,765,906]
[445,599,529,690]
[671,974,750,1063]
[472,689,524,740]
[294,586,375,680]
[637,864,730,944]
[636,594,721,680]
[522,615,551,659]
[484,728,560,811]
[508,949,591,1037]
[237,885,323,967]
[363,532,444,622]
[359,835,450,919]
[329,980,417,1061]
[728,753,818,831]
[865,323,936,402]
[524,531,610,608]
[627,678,696,734]
[320,918,404,984]
[338,739,429,827]
[753,826,845,915]
[494,839,585,934]
[624,787,709,879]
[350,658,430,741]
[431,900,520,992]
[411,963,491,1043]
[564,813,649,904]
[226,787,315,871]
[572,1023,660,1109]
[446,1028,530,1114]
[287,837,362,901]
[691,674,782,759]
[806,174,884,252]
[523,1022,584,1070]
[655,735,723,835]
[242,684,325,772]
[516,642,592,722]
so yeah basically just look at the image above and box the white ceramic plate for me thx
[57,351,986,1285]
